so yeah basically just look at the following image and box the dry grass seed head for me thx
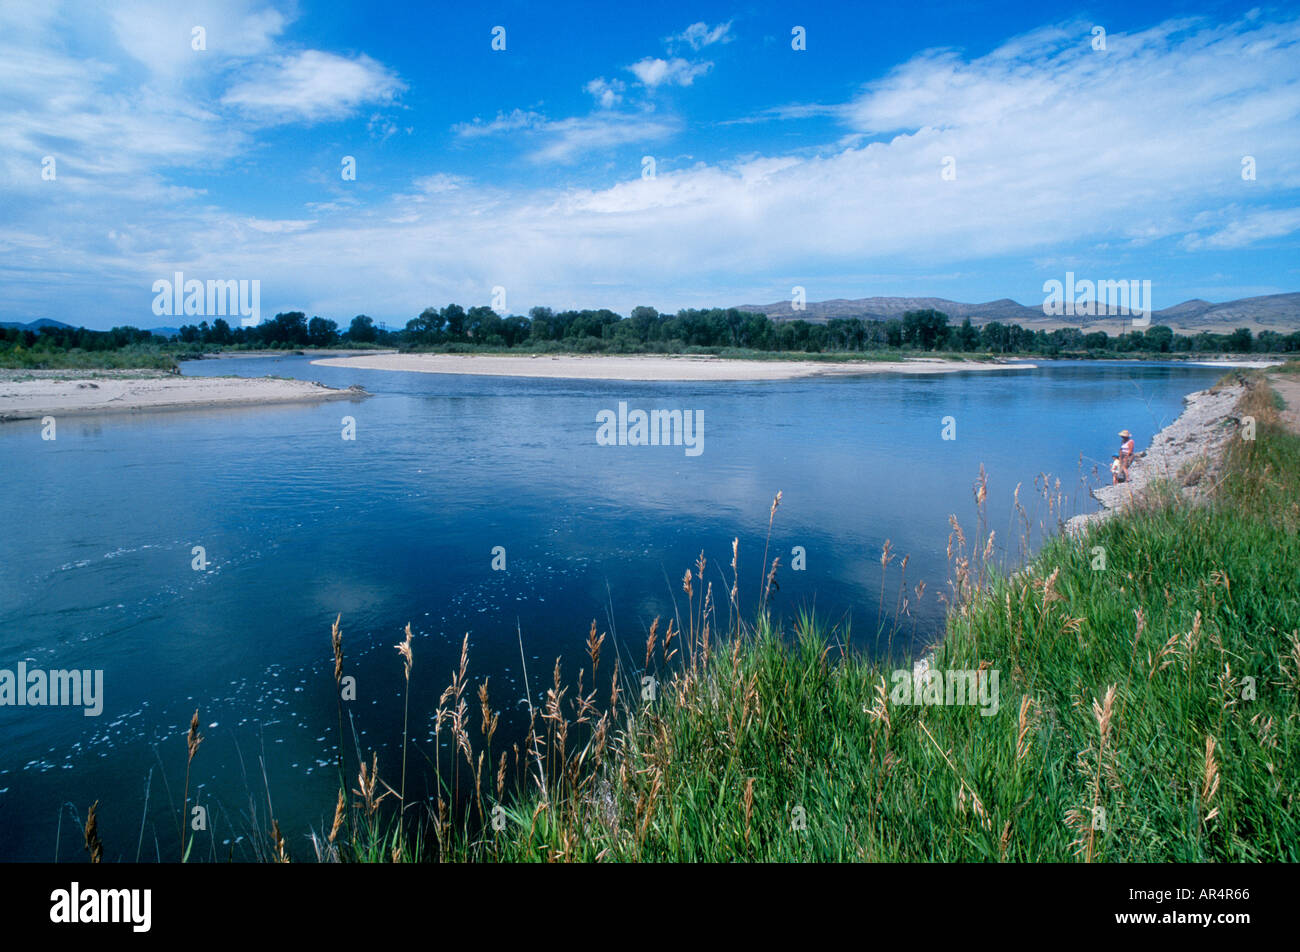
[730,537,739,605]
[396,623,414,681]
[270,819,289,863]
[478,678,499,744]
[763,557,781,601]
[186,709,203,763]
[1202,735,1220,805]
[84,800,103,863]
[1092,684,1117,751]
[328,789,345,844]
[645,616,659,669]
[331,613,344,684]
[587,620,604,675]
[1148,630,1182,680]
[1015,695,1034,761]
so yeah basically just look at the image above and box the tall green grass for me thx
[0,345,178,371]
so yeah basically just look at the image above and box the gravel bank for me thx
[1065,382,1246,536]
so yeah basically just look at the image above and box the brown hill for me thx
[733,292,1300,334]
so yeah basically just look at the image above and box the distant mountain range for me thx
[0,318,74,331]
[0,319,180,337]
[733,292,1300,334]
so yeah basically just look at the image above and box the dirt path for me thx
[1268,373,1300,434]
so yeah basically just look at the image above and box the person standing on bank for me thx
[1118,429,1136,479]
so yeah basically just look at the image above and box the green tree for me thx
[442,304,467,341]
[465,306,501,342]
[502,316,531,346]
[528,307,555,340]
[902,309,950,350]
[955,317,979,352]
[308,317,339,347]
[347,315,377,343]
[1143,325,1174,353]
[406,308,443,347]
[262,312,308,346]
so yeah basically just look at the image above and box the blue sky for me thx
[2,0,1298,329]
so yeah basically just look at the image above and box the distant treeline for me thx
[5,306,1300,356]
[398,305,1300,354]
[0,314,380,354]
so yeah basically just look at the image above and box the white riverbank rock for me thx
[1065,383,1244,536]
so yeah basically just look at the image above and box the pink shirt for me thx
[1120,438,1135,458]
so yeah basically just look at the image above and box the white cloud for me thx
[671,21,733,51]
[237,15,1300,310]
[585,77,626,108]
[367,112,407,142]
[243,218,316,233]
[222,50,404,122]
[721,102,847,126]
[108,0,286,77]
[628,57,712,89]
[412,173,467,195]
[453,108,677,164]
[529,113,679,163]
[0,38,242,193]
[453,108,546,138]
[1183,209,1300,250]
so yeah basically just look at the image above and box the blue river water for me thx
[0,356,1225,860]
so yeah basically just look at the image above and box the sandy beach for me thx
[0,370,367,422]
[310,352,1035,381]
[198,348,399,359]
[1183,359,1285,369]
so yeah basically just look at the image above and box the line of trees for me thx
[171,313,393,348]
[397,304,1300,355]
[1,324,158,352]
[1,313,395,356]
[6,306,1300,357]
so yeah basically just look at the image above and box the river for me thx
[0,357,1225,860]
